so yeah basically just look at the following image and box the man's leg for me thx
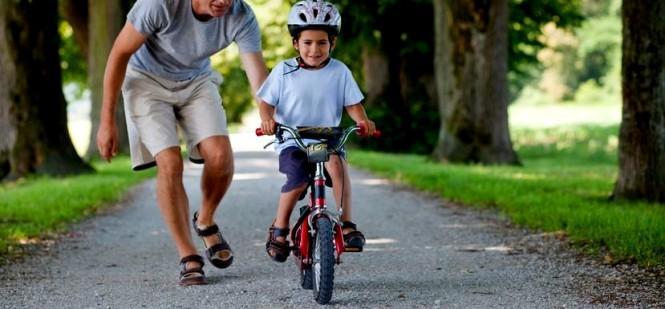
[192,135,234,246]
[154,147,197,258]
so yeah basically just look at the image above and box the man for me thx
[96,0,268,286]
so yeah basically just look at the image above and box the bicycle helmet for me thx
[287,0,341,37]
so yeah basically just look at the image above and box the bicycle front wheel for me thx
[312,217,335,304]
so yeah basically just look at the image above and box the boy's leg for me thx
[325,155,366,250]
[267,183,306,261]
[325,155,353,224]
[154,147,198,259]
[274,182,308,233]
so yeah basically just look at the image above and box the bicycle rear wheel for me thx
[312,217,335,304]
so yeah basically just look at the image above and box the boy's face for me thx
[294,29,335,67]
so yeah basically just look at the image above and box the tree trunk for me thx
[86,0,129,159]
[60,0,89,61]
[431,0,519,165]
[361,46,389,107]
[0,0,92,180]
[612,1,665,202]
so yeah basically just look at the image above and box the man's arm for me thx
[239,51,268,104]
[96,22,146,162]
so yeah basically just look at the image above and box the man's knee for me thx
[205,150,234,177]
[155,148,184,177]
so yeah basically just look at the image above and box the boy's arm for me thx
[259,101,277,135]
[345,103,376,136]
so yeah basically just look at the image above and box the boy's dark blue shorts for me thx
[278,146,346,193]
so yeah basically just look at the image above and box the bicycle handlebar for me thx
[255,123,380,152]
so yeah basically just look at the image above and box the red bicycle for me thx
[256,123,379,304]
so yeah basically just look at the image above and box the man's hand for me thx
[96,122,118,162]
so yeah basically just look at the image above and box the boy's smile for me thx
[294,29,335,68]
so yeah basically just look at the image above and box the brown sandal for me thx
[192,211,234,269]
[266,223,290,262]
[342,221,365,252]
[179,254,207,286]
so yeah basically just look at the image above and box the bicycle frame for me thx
[271,125,361,267]
[295,159,347,266]
[256,123,379,304]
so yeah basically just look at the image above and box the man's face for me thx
[194,0,232,18]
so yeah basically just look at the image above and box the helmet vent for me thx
[288,0,341,37]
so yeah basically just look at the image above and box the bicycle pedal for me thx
[343,247,363,253]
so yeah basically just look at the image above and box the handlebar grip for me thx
[357,123,381,138]
[255,128,264,136]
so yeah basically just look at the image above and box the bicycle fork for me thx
[299,162,346,265]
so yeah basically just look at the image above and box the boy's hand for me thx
[357,120,377,137]
[260,118,277,135]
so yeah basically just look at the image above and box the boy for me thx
[257,0,376,262]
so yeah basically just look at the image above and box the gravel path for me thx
[1,134,663,308]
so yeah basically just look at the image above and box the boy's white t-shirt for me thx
[257,58,364,154]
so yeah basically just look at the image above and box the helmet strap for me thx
[296,56,331,69]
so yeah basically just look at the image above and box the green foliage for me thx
[0,157,154,256]
[516,0,620,105]
[212,0,292,123]
[575,14,621,87]
[349,123,665,267]
[58,20,87,97]
[509,0,584,95]
[334,0,438,154]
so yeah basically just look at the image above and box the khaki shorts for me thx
[122,66,228,170]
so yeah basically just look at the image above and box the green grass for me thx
[0,157,154,255]
[348,124,665,267]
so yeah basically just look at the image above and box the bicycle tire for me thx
[301,268,313,290]
[312,217,335,304]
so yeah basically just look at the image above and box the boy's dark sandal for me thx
[342,221,365,252]
[192,211,234,269]
[179,254,207,286]
[266,224,290,262]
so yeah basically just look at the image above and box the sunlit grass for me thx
[349,120,665,267]
[509,101,621,129]
[0,157,154,255]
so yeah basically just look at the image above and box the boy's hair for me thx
[291,29,337,43]
[287,0,341,38]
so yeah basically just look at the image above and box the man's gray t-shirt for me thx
[127,0,261,81]
[257,58,364,154]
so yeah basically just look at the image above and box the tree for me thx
[60,0,89,61]
[336,0,440,154]
[612,1,665,202]
[431,0,519,165]
[0,0,91,180]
